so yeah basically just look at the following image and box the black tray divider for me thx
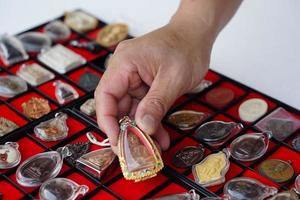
[28,167,75,197]
[83,184,123,200]
[2,174,31,198]
[163,166,218,198]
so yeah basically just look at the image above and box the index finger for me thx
[94,63,130,146]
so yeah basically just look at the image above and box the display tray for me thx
[0,9,299,200]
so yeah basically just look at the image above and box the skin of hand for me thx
[95,0,242,153]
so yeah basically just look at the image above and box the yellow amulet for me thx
[192,151,230,187]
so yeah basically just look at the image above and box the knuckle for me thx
[115,40,131,51]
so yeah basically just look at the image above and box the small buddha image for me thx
[0,150,8,162]
[194,152,228,185]
[124,130,155,172]
[88,148,115,169]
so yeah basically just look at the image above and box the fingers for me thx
[129,98,139,118]
[152,125,170,151]
[135,71,181,136]
[117,94,131,118]
[118,82,148,118]
[95,63,130,147]
[128,83,149,100]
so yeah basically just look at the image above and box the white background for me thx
[0,0,299,109]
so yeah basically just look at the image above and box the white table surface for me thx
[1,0,299,110]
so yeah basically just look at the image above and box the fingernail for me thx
[141,114,156,134]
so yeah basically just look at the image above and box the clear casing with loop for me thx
[16,147,71,187]
[39,177,88,200]
[0,34,29,66]
[34,112,69,142]
[192,149,230,187]
[255,107,300,141]
[0,142,21,169]
[194,121,243,147]
[0,75,28,98]
[224,177,277,200]
[228,131,272,162]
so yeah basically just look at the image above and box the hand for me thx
[94,21,214,153]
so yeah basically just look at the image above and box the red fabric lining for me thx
[9,91,57,115]
[109,173,168,199]
[89,189,119,200]
[29,115,86,148]
[204,71,221,83]
[37,79,85,105]
[149,182,187,198]
[66,39,108,61]
[0,180,25,199]
[187,162,243,193]
[163,125,182,144]
[67,66,103,84]
[0,104,28,126]
[66,172,97,195]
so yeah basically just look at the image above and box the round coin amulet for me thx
[0,142,21,169]
[229,131,271,162]
[205,87,235,108]
[167,110,208,131]
[238,98,268,122]
[258,159,294,183]
[224,177,277,200]
[172,145,205,168]
[39,178,88,200]
[194,121,243,144]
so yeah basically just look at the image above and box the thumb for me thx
[135,72,181,135]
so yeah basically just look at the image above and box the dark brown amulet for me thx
[172,146,205,168]
[258,159,294,183]
[205,87,235,108]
